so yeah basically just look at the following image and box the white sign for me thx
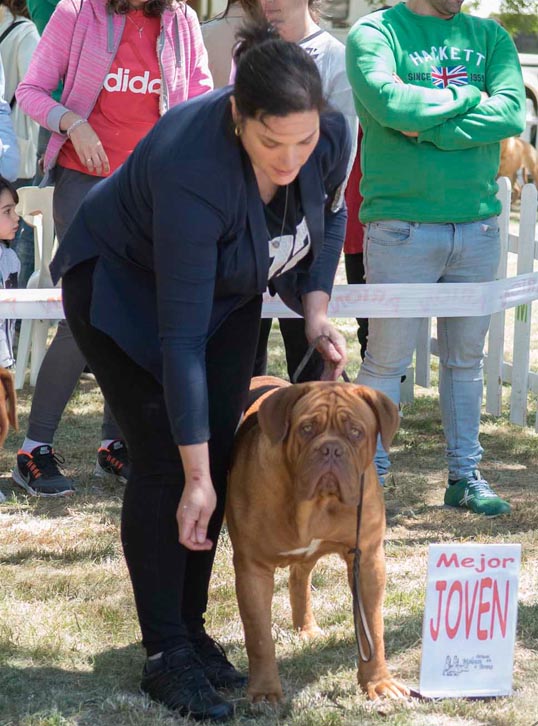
[419,543,521,698]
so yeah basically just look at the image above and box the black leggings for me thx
[253,317,324,382]
[344,252,368,361]
[63,259,262,655]
[26,167,121,443]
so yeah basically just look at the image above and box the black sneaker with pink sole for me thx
[94,439,130,484]
[12,445,75,497]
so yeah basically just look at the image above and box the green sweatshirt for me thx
[346,3,526,223]
[26,0,58,34]
[26,0,62,103]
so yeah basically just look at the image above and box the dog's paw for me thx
[298,624,324,640]
[365,677,410,700]
[247,682,284,705]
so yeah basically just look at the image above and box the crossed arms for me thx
[346,18,526,150]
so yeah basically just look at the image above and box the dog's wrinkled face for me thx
[257,383,399,507]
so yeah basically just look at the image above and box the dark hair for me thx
[0,177,18,206]
[223,0,260,18]
[233,19,324,120]
[0,0,30,18]
[106,0,173,17]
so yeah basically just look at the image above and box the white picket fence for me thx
[413,178,538,430]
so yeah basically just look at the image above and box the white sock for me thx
[21,438,51,453]
[148,652,163,661]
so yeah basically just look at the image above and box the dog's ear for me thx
[354,385,399,453]
[0,368,17,447]
[0,397,7,447]
[1,368,17,429]
[258,383,312,444]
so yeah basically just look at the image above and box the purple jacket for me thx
[16,0,213,170]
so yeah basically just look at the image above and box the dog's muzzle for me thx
[297,438,362,507]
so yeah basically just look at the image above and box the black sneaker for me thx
[189,630,247,690]
[94,439,130,483]
[140,645,234,722]
[12,445,75,497]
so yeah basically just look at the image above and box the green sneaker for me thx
[444,472,511,517]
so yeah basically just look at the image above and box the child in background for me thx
[0,176,21,368]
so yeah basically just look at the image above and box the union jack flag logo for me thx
[431,65,468,88]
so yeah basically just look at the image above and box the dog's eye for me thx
[349,426,362,439]
[301,422,313,435]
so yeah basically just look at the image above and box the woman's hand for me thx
[177,442,215,551]
[59,112,110,176]
[70,122,110,176]
[177,476,216,551]
[303,291,347,381]
[305,317,347,381]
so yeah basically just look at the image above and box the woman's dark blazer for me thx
[50,87,351,445]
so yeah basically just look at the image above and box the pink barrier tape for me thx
[263,273,538,318]
[2,272,538,320]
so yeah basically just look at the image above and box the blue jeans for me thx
[357,218,500,482]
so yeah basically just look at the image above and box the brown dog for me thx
[227,376,409,703]
[499,136,538,200]
[0,367,17,447]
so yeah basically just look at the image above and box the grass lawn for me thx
[1,318,537,726]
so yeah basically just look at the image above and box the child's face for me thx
[0,189,19,241]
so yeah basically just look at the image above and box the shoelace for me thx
[26,460,43,480]
[468,479,496,498]
[192,634,232,668]
[32,450,66,478]
[146,654,216,710]
[103,453,125,471]
[101,441,128,465]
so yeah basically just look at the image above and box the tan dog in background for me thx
[0,367,17,447]
[499,136,538,200]
[227,376,409,703]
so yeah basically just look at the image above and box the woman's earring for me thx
[234,125,242,137]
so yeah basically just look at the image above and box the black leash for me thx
[350,473,375,662]
[291,338,373,662]
[291,334,350,384]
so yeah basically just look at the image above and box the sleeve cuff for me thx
[47,104,71,134]
[450,83,482,110]
[417,126,439,146]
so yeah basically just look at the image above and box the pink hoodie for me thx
[16,0,213,170]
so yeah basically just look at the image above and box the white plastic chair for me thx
[14,186,59,389]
